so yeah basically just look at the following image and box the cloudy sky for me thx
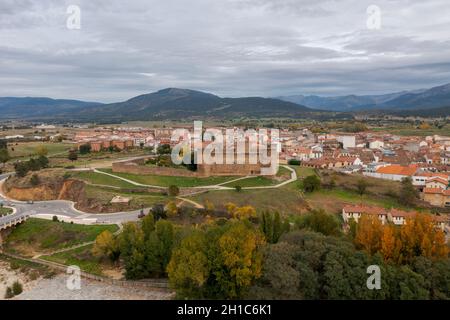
[1,0,450,102]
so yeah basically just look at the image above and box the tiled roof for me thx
[423,188,445,194]
[343,205,387,215]
[376,164,417,176]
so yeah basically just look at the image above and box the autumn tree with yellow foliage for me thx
[354,213,448,264]
[167,220,265,299]
[225,202,257,220]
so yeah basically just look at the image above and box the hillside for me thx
[0,97,102,119]
[1,88,338,121]
[277,83,450,114]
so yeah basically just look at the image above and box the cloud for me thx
[0,0,449,101]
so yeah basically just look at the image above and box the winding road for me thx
[0,173,142,227]
[0,165,298,228]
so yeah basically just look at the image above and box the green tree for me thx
[92,230,120,262]
[68,149,78,162]
[168,185,180,196]
[302,175,321,193]
[14,162,29,177]
[0,148,10,167]
[399,177,419,206]
[141,213,155,240]
[30,174,40,186]
[356,178,369,196]
[79,143,91,155]
[37,155,49,168]
[260,211,288,244]
[296,209,341,236]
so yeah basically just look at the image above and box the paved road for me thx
[0,173,142,226]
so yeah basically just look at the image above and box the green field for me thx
[70,171,138,188]
[290,166,316,178]
[84,185,169,208]
[98,168,237,187]
[8,142,73,159]
[222,176,280,188]
[371,123,450,137]
[0,206,13,216]
[4,218,118,257]
[191,186,308,215]
[41,244,104,276]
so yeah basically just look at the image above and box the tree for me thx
[0,148,10,167]
[232,205,257,220]
[14,162,29,177]
[296,209,341,237]
[399,177,419,206]
[234,185,242,192]
[354,215,384,255]
[68,149,78,162]
[260,211,288,244]
[79,143,91,155]
[30,174,40,186]
[204,199,215,214]
[302,175,321,193]
[12,281,23,296]
[37,155,49,168]
[151,203,167,221]
[35,145,48,157]
[356,178,369,196]
[168,221,265,299]
[168,185,179,197]
[167,231,210,298]
[166,201,178,217]
[0,139,7,150]
[141,213,155,240]
[92,230,120,261]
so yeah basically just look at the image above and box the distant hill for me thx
[72,88,326,121]
[364,83,450,111]
[277,83,450,113]
[0,97,102,119]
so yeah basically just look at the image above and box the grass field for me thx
[0,206,13,216]
[41,244,104,276]
[370,123,450,137]
[4,218,118,257]
[222,176,280,188]
[290,166,317,178]
[191,186,308,215]
[70,171,138,188]
[7,142,73,159]
[84,185,169,209]
[98,168,237,187]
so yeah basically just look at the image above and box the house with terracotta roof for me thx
[422,188,450,207]
[388,209,417,225]
[425,177,448,189]
[363,164,418,181]
[342,205,388,224]
[342,205,448,230]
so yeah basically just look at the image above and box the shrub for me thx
[12,281,23,295]
[168,185,180,197]
[302,175,321,193]
[52,215,59,222]
[4,287,14,299]
[30,174,40,186]
[235,185,242,192]
[288,159,301,166]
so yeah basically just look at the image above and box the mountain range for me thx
[277,83,450,112]
[0,83,449,122]
[0,88,339,122]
